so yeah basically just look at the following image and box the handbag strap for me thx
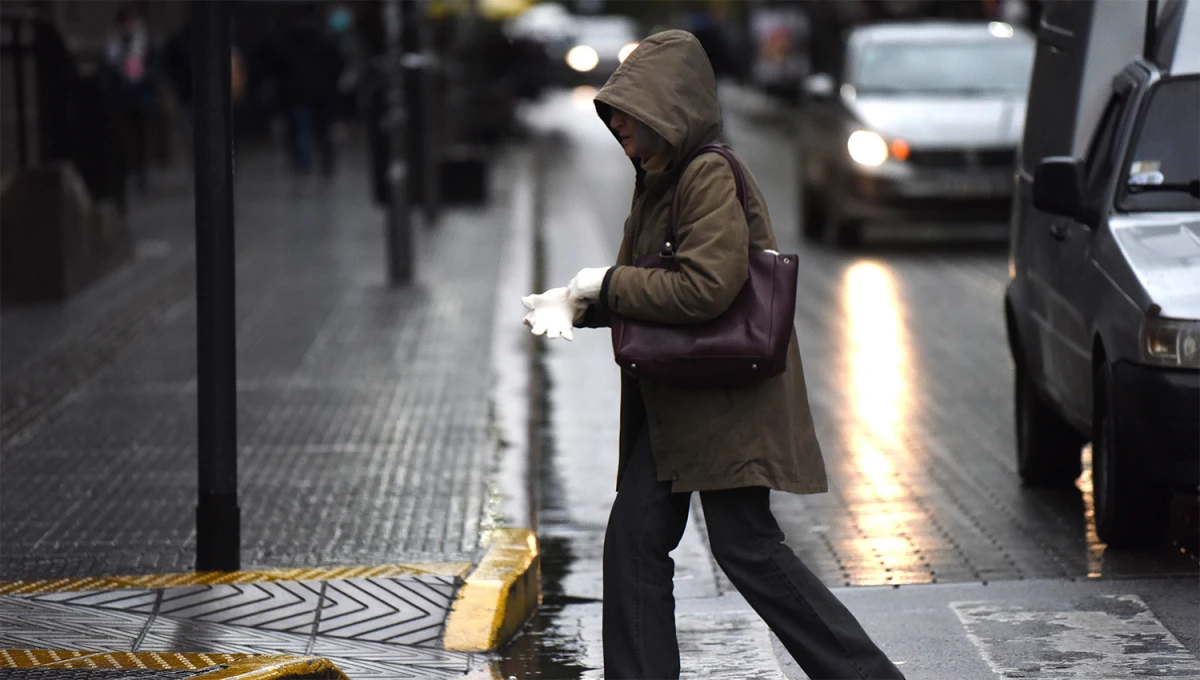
[663,144,748,257]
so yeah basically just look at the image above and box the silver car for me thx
[797,21,1036,247]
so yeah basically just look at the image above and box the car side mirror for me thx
[803,73,835,99]
[1033,157,1087,220]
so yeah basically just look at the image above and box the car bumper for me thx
[840,167,1013,223]
[1111,360,1200,488]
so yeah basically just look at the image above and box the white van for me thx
[1005,0,1199,548]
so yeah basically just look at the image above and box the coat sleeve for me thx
[574,222,632,329]
[602,155,749,325]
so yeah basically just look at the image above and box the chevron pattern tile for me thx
[30,589,157,612]
[308,637,472,678]
[1,572,480,678]
[153,581,324,632]
[317,577,456,645]
[0,599,145,651]
[136,617,312,656]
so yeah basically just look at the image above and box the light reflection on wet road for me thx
[500,87,1198,677]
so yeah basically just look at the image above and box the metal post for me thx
[384,0,413,285]
[192,0,240,572]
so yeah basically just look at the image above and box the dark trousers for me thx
[285,102,336,176]
[118,108,151,191]
[603,425,906,679]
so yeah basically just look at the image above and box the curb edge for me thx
[443,527,541,652]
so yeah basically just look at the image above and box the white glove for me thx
[521,287,580,341]
[567,267,611,304]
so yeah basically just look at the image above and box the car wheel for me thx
[1092,362,1168,549]
[1015,361,1083,486]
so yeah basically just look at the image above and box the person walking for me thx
[104,4,159,192]
[266,5,345,177]
[521,30,906,680]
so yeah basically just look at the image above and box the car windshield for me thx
[574,17,637,44]
[854,40,1033,95]
[1119,76,1200,213]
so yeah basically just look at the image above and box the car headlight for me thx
[619,42,639,63]
[848,130,889,167]
[566,45,599,72]
[1140,317,1200,369]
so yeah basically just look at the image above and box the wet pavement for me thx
[0,148,520,580]
[498,87,1200,678]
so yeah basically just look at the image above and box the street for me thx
[3,2,1197,678]
[498,86,1199,679]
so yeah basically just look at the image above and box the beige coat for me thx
[582,30,828,495]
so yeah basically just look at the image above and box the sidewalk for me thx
[0,144,539,677]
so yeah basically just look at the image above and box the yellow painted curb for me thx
[443,528,540,652]
[0,649,246,670]
[0,649,348,678]
[191,654,348,679]
[0,562,471,595]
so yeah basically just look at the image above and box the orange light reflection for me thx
[572,85,598,108]
[1079,444,1105,577]
[838,262,923,583]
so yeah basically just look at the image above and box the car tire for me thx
[1015,361,1083,486]
[1092,362,1168,549]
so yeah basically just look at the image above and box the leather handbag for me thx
[610,144,799,389]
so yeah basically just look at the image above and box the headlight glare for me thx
[567,45,599,72]
[1140,317,1200,369]
[848,130,889,167]
[619,42,639,63]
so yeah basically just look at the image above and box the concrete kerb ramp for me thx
[0,529,541,678]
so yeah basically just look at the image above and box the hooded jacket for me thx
[584,30,828,495]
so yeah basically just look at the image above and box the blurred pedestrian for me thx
[104,4,159,192]
[326,3,362,122]
[520,31,906,680]
[266,5,346,177]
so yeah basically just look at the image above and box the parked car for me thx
[1006,0,1199,548]
[796,21,1035,247]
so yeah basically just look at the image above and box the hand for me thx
[520,287,579,341]
[567,267,611,305]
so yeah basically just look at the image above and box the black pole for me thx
[384,0,413,284]
[193,0,240,572]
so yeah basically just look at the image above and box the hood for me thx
[594,30,721,166]
[1109,214,1200,320]
[848,95,1025,148]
